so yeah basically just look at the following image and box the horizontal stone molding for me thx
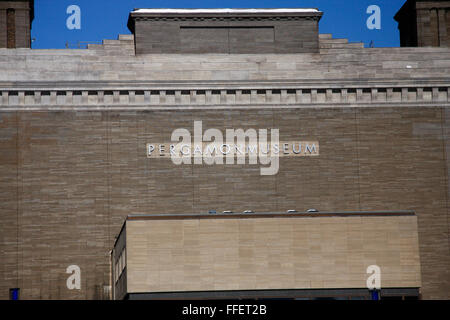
[1,85,449,108]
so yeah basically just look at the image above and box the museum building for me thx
[0,0,449,299]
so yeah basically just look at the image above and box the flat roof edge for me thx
[131,8,322,15]
[126,210,416,221]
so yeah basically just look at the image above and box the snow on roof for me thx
[131,8,321,14]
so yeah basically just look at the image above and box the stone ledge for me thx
[1,86,448,107]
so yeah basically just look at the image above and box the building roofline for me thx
[127,8,323,34]
[126,210,416,221]
[130,8,321,14]
[394,0,415,22]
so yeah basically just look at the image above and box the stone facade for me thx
[0,7,449,300]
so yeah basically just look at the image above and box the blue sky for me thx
[31,0,407,49]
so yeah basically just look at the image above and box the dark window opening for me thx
[9,288,20,300]
[370,290,380,300]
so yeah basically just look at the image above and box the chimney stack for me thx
[395,0,450,47]
[0,0,34,48]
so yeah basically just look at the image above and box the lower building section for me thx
[112,211,422,300]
